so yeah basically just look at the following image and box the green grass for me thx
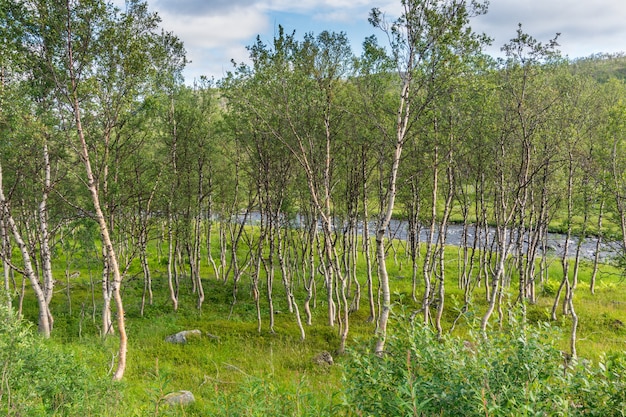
[7,230,626,415]
[23,270,348,415]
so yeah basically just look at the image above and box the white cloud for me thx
[264,0,374,12]
[183,43,251,82]
[473,0,626,58]
[159,6,268,49]
[153,0,256,15]
[108,0,626,81]
[153,4,269,80]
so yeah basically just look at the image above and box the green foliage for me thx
[344,309,626,416]
[572,53,626,83]
[0,300,116,416]
[573,351,626,415]
[4,0,626,414]
[541,278,561,296]
[7,230,626,416]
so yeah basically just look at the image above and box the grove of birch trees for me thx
[2,0,626,380]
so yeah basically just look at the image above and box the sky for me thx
[113,0,626,83]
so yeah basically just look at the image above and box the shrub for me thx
[570,351,626,416]
[343,309,626,416]
[0,300,116,416]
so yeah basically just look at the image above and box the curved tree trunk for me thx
[374,118,405,355]
[0,184,51,337]
[66,13,127,379]
[0,163,53,337]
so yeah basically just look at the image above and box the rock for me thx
[163,390,195,406]
[165,329,202,344]
[312,351,334,366]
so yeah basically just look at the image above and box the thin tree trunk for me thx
[66,8,127,379]
[277,216,294,313]
[219,220,227,282]
[206,194,220,279]
[265,211,276,333]
[166,210,178,311]
[39,142,54,330]
[138,181,158,316]
[567,280,578,359]
[361,152,376,322]
[552,154,575,321]
[139,244,151,317]
[192,213,204,309]
[0,164,52,337]
[434,153,454,336]
[407,178,421,304]
[590,199,604,294]
[1,218,10,308]
[17,275,25,318]
[303,216,317,326]
[481,227,508,335]
[422,145,439,325]
[374,75,410,355]
[253,226,263,334]
[101,253,114,335]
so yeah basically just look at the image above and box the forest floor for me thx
[13,243,626,415]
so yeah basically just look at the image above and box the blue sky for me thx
[114,0,626,83]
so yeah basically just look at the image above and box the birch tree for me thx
[224,28,355,350]
[0,7,61,336]
[13,0,185,380]
[369,0,488,354]
[605,84,626,264]
[353,36,396,322]
[0,159,55,337]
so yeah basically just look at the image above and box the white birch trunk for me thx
[1,218,10,304]
[374,78,410,355]
[0,164,52,337]
[101,254,114,336]
[166,210,178,311]
[65,10,127,380]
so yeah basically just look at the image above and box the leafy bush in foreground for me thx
[344,311,626,416]
[0,300,115,416]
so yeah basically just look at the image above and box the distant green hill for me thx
[571,53,626,82]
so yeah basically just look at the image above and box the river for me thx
[237,212,622,263]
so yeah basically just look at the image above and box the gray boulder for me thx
[312,351,334,366]
[163,390,195,406]
[164,329,202,344]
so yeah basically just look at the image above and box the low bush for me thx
[0,300,116,416]
[343,309,626,416]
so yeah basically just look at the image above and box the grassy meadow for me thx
[7,226,626,416]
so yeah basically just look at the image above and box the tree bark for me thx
[374,88,407,354]
[0,164,52,337]
[65,6,127,380]
[39,142,54,331]
[1,218,10,307]
[590,199,604,294]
